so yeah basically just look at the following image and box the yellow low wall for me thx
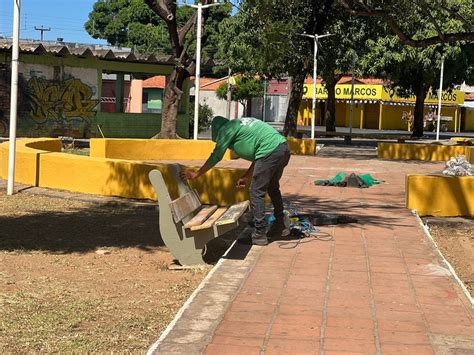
[0,139,249,205]
[287,137,317,155]
[378,142,474,163]
[90,138,235,161]
[90,137,317,161]
[406,174,474,216]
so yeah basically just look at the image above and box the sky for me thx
[0,0,106,44]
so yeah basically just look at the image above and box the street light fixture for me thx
[299,32,333,140]
[183,0,227,140]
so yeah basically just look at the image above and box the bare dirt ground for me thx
[424,217,474,296]
[0,186,210,353]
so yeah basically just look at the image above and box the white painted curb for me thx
[414,211,473,307]
[146,240,238,355]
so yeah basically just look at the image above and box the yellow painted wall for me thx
[378,142,474,163]
[464,108,474,131]
[335,103,346,127]
[0,139,249,205]
[90,138,235,161]
[287,137,316,155]
[407,175,474,216]
[380,106,411,131]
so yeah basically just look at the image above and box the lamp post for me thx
[436,56,445,141]
[183,1,226,140]
[299,33,333,139]
[7,0,21,195]
[347,50,358,144]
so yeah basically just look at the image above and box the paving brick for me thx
[214,320,269,337]
[380,344,435,354]
[205,343,261,354]
[224,311,274,324]
[324,326,376,340]
[378,330,431,344]
[228,301,276,314]
[273,313,323,326]
[326,317,374,329]
[265,338,319,354]
[269,322,320,339]
[323,338,377,353]
[210,335,264,347]
[377,319,426,332]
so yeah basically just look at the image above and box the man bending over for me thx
[182,116,291,246]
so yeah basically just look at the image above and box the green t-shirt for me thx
[206,117,287,167]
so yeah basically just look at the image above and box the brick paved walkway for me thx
[150,147,473,355]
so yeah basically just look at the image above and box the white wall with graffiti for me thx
[0,63,99,138]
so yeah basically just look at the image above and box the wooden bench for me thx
[149,164,250,265]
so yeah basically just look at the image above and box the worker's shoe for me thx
[267,220,290,240]
[238,232,269,246]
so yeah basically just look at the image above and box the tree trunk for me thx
[246,97,252,116]
[412,84,427,138]
[284,70,306,137]
[325,81,337,132]
[153,69,186,139]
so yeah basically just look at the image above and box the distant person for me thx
[182,116,291,246]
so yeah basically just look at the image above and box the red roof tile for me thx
[143,76,166,88]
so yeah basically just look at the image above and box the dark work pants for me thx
[250,142,291,235]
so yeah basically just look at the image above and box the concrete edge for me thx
[413,210,473,306]
[146,240,262,354]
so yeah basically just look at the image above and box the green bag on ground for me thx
[314,172,380,188]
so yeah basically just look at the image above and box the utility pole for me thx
[262,79,267,122]
[226,68,232,119]
[34,25,51,41]
[299,33,333,139]
[436,56,445,141]
[346,51,358,144]
[183,1,226,140]
[7,0,21,195]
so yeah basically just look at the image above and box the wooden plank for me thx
[215,200,250,226]
[183,205,218,229]
[190,207,228,231]
[169,190,201,223]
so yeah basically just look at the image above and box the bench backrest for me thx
[169,189,202,223]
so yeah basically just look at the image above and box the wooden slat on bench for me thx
[169,190,201,223]
[190,207,228,231]
[215,200,250,226]
[183,205,218,229]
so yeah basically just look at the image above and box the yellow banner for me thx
[303,84,465,105]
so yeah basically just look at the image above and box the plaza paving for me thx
[150,146,473,355]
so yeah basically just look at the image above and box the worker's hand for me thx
[181,169,200,181]
[236,176,250,188]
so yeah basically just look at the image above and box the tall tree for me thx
[360,1,473,137]
[215,77,263,116]
[86,0,232,138]
[337,0,474,47]
[217,0,335,136]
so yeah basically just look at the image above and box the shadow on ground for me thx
[0,201,165,254]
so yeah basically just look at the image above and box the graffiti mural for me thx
[28,77,99,124]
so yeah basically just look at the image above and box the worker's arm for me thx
[236,162,255,188]
[182,128,236,181]
[182,163,213,181]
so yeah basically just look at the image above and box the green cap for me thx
[211,116,229,142]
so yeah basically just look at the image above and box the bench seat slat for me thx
[183,205,218,229]
[190,207,228,231]
[169,190,201,223]
[215,200,250,226]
